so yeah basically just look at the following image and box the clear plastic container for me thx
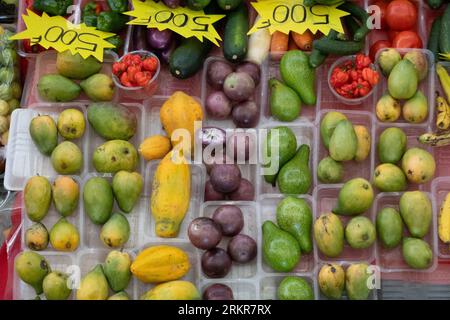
[373,192,438,273]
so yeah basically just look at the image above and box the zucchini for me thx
[186,0,211,11]
[217,0,242,11]
[169,37,212,79]
[440,5,450,56]
[312,39,363,55]
[223,4,249,63]
[338,2,369,42]
[427,0,443,9]
[309,30,338,68]
[428,17,442,62]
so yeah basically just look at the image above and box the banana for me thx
[437,64,450,103]
[439,192,450,244]
[418,132,450,146]
[436,92,450,130]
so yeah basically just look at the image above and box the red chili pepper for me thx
[130,54,142,66]
[112,62,126,76]
[355,54,372,69]
[331,68,349,88]
[126,65,141,83]
[350,69,359,81]
[120,72,132,87]
[95,3,102,15]
[142,57,158,72]
[135,71,152,87]
[362,67,380,87]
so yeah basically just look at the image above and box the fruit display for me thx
[7,0,450,302]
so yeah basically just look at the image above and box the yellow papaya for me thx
[139,135,171,161]
[141,280,200,300]
[439,192,450,243]
[159,91,203,152]
[150,151,190,237]
[131,245,190,283]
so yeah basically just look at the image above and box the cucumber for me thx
[338,2,369,42]
[440,5,450,55]
[309,30,338,68]
[303,0,316,6]
[312,39,364,55]
[169,37,212,79]
[344,15,361,39]
[427,0,443,9]
[223,4,249,63]
[186,0,211,10]
[428,16,442,61]
[217,0,242,11]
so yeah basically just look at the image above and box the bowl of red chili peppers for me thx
[328,54,380,105]
[112,50,160,99]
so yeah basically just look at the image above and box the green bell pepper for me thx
[106,35,124,52]
[83,14,97,27]
[33,0,72,16]
[83,2,97,15]
[96,11,127,33]
[107,0,128,13]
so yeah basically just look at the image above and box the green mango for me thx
[262,220,301,272]
[276,196,313,253]
[277,276,314,300]
[313,212,344,258]
[29,115,57,156]
[83,177,114,225]
[373,163,407,192]
[112,171,143,213]
[403,90,428,124]
[56,51,102,80]
[80,74,115,102]
[87,102,137,140]
[317,156,343,184]
[377,48,401,76]
[402,237,433,269]
[329,119,358,162]
[15,251,51,295]
[269,78,301,122]
[37,74,81,102]
[399,191,432,238]
[345,263,371,300]
[403,50,428,81]
[376,207,403,249]
[76,264,109,300]
[57,108,86,140]
[263,126,297,185]
[51,141,83,174]
[378,127,407,164]
[375,93,401,122]
[52,176,79,217]
[93,140,138,173]
[49,218,80,252]
[24,176,52,222]
[345,216,376,249]
[388,59,418,100]
[277,144,312,195]
[25,222,49,251]
[401,147,436,184]
[108,291,130,300]
[280,50,316,105]
[333,178,374,216]
[100,213,130,248]
[320,111,347,149]
[103,250,132,292]
[318,263,345,299]
[43,271,72,300]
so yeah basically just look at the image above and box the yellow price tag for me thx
[249,0,350,36]
[124,0,225,46]
[9,10,116,61]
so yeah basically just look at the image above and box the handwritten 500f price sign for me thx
[249,0,350,35]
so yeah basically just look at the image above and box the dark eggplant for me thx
[158,39,177,64]
[147,28,173,50]
[132,26,149,51]
[162,0,181,8]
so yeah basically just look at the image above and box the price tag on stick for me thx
[124,0,226,46]
[10,10,116,61]
[249,0,350,36]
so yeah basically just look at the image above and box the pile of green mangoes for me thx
[83,170,143,248]
[317,111,371,184]
[376,49,429,124]
[318,263,373,300]
[377,191,434,270]
[262,196,313,273]
[37,51,115,103]
[15,250,132,300]
[314,178,375,259]
[262,126,312,194]
[374,127,436,192]
[24,176,80,252]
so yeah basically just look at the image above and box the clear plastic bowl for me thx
[327,55,380,106]
[112,50,160,100]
